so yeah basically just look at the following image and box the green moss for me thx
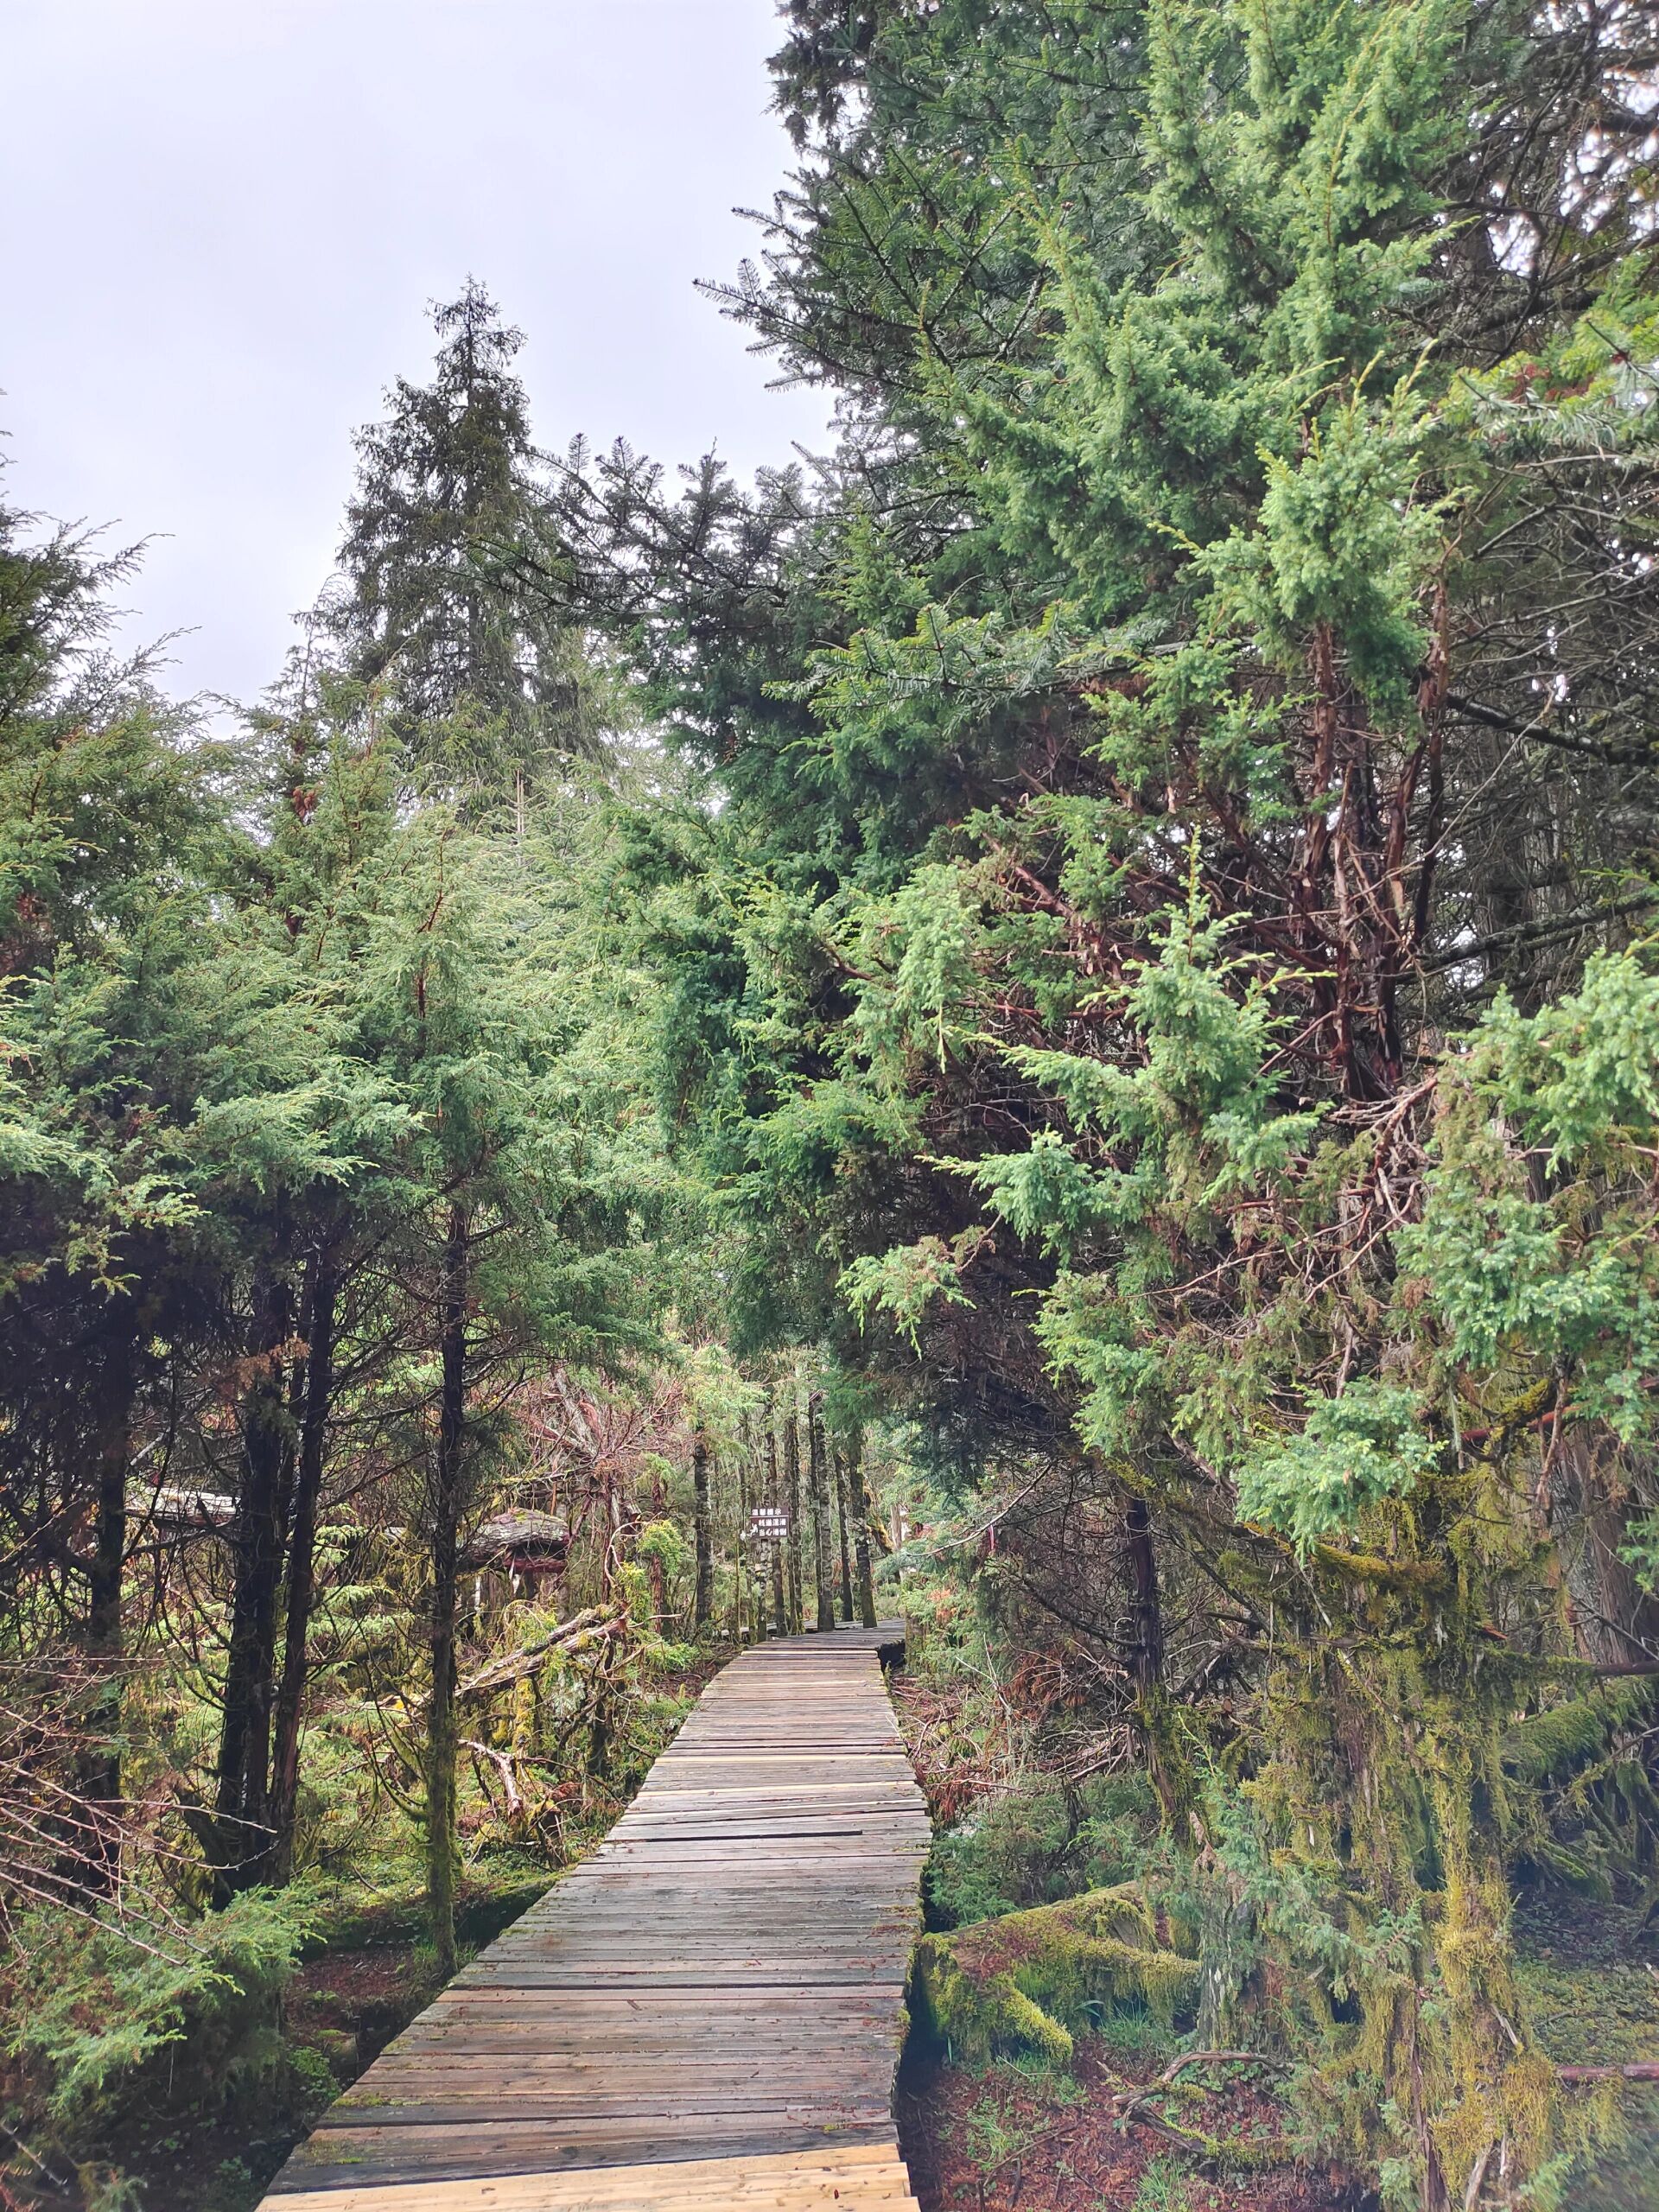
[912,1883,1198,2065]
[1505,1680,1659,1786]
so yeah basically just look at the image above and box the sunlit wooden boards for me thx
[260,1627,930,2212]
[263,2143,919,2209]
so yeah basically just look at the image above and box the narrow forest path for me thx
[261,1625,931,2211]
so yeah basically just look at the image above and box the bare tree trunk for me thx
[1125,1493,1163,1691]
[691,1427,714,1634]
[645,1455,667,1625]
[806,1389,836,1633]
[851,1442,878,1630]
[734,1412,752,1643]
[269,1250,339,1884]
[832,1436,855,1624]
[765,1423,786,1637]
[782,1400,804,1633]
[67,1339,135,1896]
[426,1205,469,1980]
[212,1260,295,1896]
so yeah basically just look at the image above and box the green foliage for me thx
[1234,1381,1438,1554]
[1402,955,1659,1439]
[927,1774,1159,1928]
[914,1885,1199,2068]
[5,1889,312,2152]
[3,3,1656,2206]
[632,1516,690,1580]
[1132,2158,1194,2212]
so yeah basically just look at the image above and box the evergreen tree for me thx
[0,486,238,1892]
[328,281,611,798]
[567,3,1659,2199]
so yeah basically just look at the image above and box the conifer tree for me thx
[569,2,1659,2197]
[0,488,237,1891]
[328,282,609,799]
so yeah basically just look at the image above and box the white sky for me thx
[0,1,830,702]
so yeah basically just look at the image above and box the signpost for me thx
[744,1505,791,1637]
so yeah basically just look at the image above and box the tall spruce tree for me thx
[329,282,610,799]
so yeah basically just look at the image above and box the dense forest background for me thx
[3,3,1657,2209]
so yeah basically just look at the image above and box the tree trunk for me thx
[806,1389,836,1633]
[766,1423,786,1637]
[832,1436,855,1624]
[426,1205,469,1980]
[782,1401,804,1633]
[851,1444,878,1630]
[645,1455,667,1625]
[1125,1493,1163,1691]
[1554,1432,1659,1666]
[269,1250,339,1884]
[691,1427,714,1634]
[734,1412,751,1643]
[212,1260,295,1896]
[67,1339,136,1896]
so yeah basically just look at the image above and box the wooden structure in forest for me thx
[260,1624,931,2210]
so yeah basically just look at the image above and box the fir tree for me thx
[328,281,611,800]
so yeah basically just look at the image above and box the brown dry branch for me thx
[454,1605,625,1701]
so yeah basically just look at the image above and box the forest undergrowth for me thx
[890,1588,1659,2212]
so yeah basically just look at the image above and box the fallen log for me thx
[456,1606,622,1702]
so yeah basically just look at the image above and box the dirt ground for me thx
[897,2034,1366,2212]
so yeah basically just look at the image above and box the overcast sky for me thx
[0,1,830,702]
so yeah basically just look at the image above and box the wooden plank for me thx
[268,2141,918,2209]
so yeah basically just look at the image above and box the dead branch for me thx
[455,1607,624,1702]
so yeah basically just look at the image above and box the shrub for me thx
[926,1773,1159,1928]
[3,1887,313,2157]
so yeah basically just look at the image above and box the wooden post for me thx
[806,1389,836,1633]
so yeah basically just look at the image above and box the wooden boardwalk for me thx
[264,1625,931,2212]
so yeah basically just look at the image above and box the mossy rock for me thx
[911,1882,1198,2066]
